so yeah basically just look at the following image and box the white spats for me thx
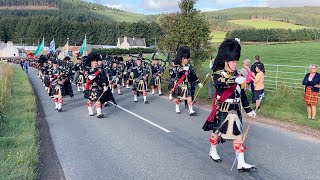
[96,107,102,116]
[58,103,62,110]
[188,105,196,115]
[143,96,147,102]
[118,89,121,95]
[169,94,173,101]
[134,95,138,102]
[152,89,155,95]
[55,102,59,110]
[126,84,130,89]
[209,144,221,161]
[111,88,114,94]
[77,87,81,91]
[175,104,181,114]
[158,89,162,95]
[237,152,255,170]
[88,106,94,116]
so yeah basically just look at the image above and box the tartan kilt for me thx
[303,86,319,106]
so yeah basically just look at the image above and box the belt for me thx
[217,95,240,103]
[224,98,240,103]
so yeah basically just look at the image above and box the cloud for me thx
[262,0,320,7]
[201,7,219,12]
[140,0,179,12]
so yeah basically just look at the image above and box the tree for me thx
[158,0,212,70]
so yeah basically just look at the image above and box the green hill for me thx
[205,6,320,29]
[0,0,151,22]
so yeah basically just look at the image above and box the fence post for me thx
[275,65,279,90]
[304,66,307,74]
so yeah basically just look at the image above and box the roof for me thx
[119,37,146,46]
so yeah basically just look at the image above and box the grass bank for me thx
[0,63,39,179]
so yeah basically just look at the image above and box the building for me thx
[117,37,147,49]
[15,45,49,57]
[0,41,19,58]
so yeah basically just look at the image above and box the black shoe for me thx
[159,93,163,96]
[210,156,222,163]
[189,111,197,116]
[144,100,149,104]
[97,114,104,118]
[89,114,94,116]
[58,109,62,112]
[238,167,258,173]
[55,108,58,110]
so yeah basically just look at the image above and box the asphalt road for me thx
[28,68,320,180]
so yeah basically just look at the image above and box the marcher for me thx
[202,39,257,172]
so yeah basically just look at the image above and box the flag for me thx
[79,35,87,56]
[58,40,69,60]
[49,38,55,54]
[33,38,44,56]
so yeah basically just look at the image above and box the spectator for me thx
[251,63,265,111]
[20,60,24,70]
[24,60,29,74]
[240,59,251,91]
[302,64,320,120]
[250,55,265,104]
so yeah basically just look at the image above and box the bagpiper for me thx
[132,58,149,103]
[117,56,126,88]
[168,59,178,101]
[44,58,54,95]
[74,58,85,91]
[202,39,257,172]
[150,58,164,96]
[51,59,74,112]
[171,46,203,116]
[109,60,119,94]
[125,54,135,89]
[84,53,113,118]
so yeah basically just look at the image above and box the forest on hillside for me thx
[0,15,162,46]
[0,0,123,11]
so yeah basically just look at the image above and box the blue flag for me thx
[49,38,55,53]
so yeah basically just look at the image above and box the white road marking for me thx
[110,103,171,133]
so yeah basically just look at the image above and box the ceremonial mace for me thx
[230,116,255,171]
[192,73,210,104]
[92,87,117,110]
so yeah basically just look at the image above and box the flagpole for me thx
[67,37,69,57]
[85,34,87,56]
[42,36,44,55]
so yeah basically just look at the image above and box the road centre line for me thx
[110,103,171,133]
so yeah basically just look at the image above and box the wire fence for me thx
[264,64,320,98]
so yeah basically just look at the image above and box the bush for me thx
[92,47,156,56]
[226,28,320,42]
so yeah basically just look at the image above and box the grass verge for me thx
[0,64,39,179]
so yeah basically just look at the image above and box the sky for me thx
[86,0,320,14]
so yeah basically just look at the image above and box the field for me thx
[210,31,227,43]
[228,19,309,29]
